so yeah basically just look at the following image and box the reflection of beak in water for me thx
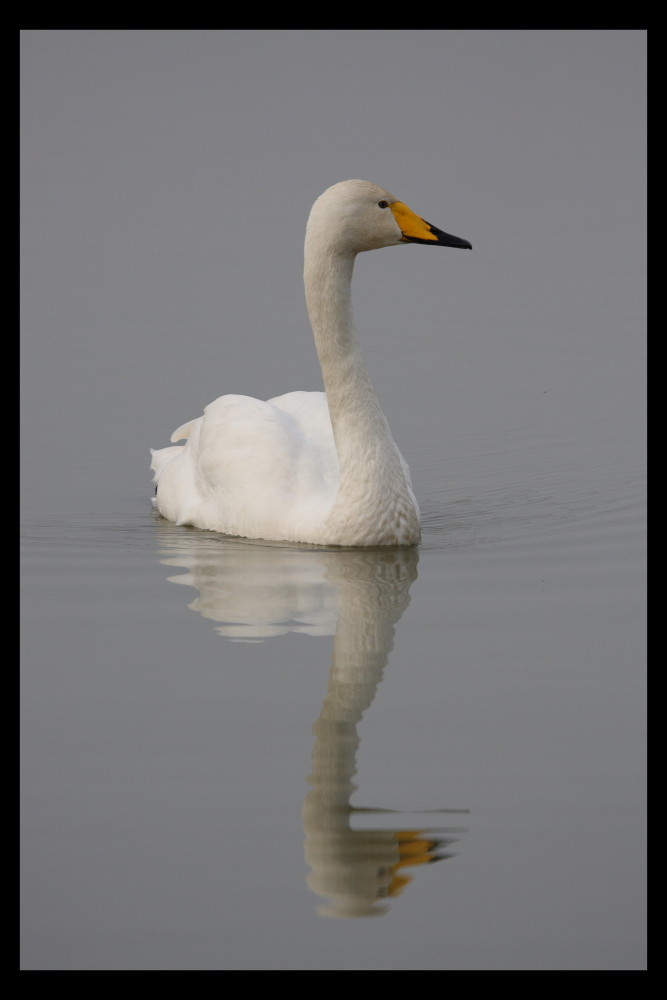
[155,521,467,917]
[305,822,460,920]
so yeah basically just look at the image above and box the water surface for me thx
[21,408,646,969]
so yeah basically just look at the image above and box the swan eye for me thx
[377,200,389,209]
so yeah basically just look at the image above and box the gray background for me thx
[21,29,645,495]
[21,30,646,970]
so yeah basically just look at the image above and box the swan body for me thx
[151,180,471,546]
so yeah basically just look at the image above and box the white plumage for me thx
[151,179,471,546]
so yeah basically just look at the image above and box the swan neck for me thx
[304,249,357,363]
[304,249,381,414]
[303,237,420,545]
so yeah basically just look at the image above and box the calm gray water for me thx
[21,30,646,970]
[20,408,646,970]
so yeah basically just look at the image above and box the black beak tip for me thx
[438,230,472,250]
[425,222,472,250]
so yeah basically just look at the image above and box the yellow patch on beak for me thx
[390,201,439,242]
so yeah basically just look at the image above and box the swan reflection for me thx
[155,523,467,917]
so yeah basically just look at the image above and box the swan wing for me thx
[152,392,339,540]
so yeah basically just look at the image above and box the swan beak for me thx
[391,201,472,249]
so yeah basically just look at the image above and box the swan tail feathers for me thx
[150,445,184,482]
[170,419,198,443]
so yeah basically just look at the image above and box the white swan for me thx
[151,180,471,546]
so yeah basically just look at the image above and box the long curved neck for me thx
[304,246,401,478]
[303,233,420,545]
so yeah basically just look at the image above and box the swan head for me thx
[306,179,472,256]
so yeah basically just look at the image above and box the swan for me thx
[151,179,471,546]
